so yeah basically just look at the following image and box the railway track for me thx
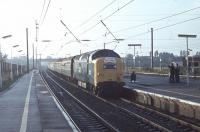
[106,98,200,132]
[41,71,116,132]
[41,70,200,132]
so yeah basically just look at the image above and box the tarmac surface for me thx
[0,70,74,132]
[124,73,200,103]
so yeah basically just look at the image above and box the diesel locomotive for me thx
[48,49,124,96]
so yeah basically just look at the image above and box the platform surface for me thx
[0,70,74,132]
[124,74,200,104]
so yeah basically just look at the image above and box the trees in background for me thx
[124,50,192,68]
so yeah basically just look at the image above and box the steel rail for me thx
[40,71,80,132]
[47,70,169,132]
[42,71,119,132]
[121,98,200,132]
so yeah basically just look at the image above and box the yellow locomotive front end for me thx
[94,57,124,96]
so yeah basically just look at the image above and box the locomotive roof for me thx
[64,49,120,61]
[73,54,81,60]
[91,49,120,60]
[73,50,95,61]
[62,56,75,61]
[80,51,94,60]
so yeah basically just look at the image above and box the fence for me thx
[1,61,26,89]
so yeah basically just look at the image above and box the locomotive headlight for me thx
[117,74,122,81]
[97,72,103,76]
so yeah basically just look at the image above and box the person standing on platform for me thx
[168,63,175,83]
[130,71,136,83]
[175,63,180,83]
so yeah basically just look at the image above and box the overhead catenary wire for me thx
[113,6,200,34]
[79,0,135,36]
[39,0,46,24]
[60,20,80,42]
[75,0,117,30]
[41,0,52,25]
[100,20,119,43]
[154,16,200,31]
[102,0,135,22]
[125,16,200,40]
[92,6,200,43]
[59,0,135,54]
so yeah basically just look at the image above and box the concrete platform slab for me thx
[0,70,75,132]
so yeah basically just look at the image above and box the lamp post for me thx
[18,50,23,76]
[26,28,29,73]
[19,53,25,75]
[178,34,197,87]
[11,44,19,80]
[120,53,128,74]
[139,58,141,71]
[160,58,162,71]
[188,49,193,73]
[128,44,142,68]
[0,35,12,88]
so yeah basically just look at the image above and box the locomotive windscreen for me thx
[91,49,120,60]
[103,57,117,69]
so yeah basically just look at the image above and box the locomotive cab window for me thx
[103,57,116,69]
[103,62,116,69]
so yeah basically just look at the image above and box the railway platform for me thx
[0,70,75,132]
[124,74,200,103]
[123,74,200,121]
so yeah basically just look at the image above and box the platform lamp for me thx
[0,35,12,89]
[128,44,142,68]
[17,50,23,76]
[178,34,197,87]
[19,53,25,75]
[11,44,19,80]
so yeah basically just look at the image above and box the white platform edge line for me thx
[20,71,33,132]
[125,85,200,107]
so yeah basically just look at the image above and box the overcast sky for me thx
[0,0,200,58]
